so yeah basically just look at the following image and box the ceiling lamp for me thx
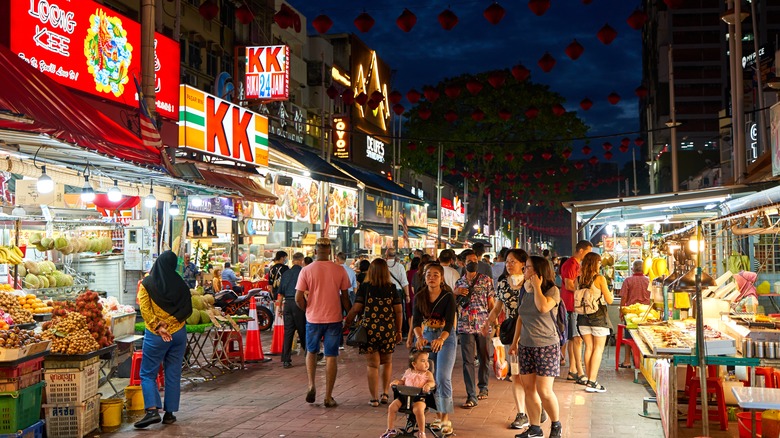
[311,14,333,34]
[170,196,180,216]
[107,180,122,202]
[37,166,53,194]
[80,174,95,203]
[766,77,780,90]
[720,8,749,24]
[144,184,156,208]
[190,195,203,208]
[396,8,417,32]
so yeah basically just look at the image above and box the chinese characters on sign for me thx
[245,46,290,101]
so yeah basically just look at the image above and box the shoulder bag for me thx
[346,288,370,348]
[499,285,524,345]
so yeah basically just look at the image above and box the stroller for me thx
[390,347,442,438]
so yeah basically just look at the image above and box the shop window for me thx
[188,42,202,70]
[206,52,218,77]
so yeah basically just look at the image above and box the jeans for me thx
[141,328,187,412]
[305,322,342,356]
[282,299,306,363]
[423,327,457,414]
[459,332,490,400]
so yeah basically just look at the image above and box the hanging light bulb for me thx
[107,180,122,202]
[80,175,95,203]
[191,195,203,207]
[144,185,156,208]
[606,224,614,236]
[37,166,54,194]
[170,196,180,216]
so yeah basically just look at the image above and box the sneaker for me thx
[339,346,345,350]
[541,409,547,423]
[549,421,562,438]
[515,426,544,438]
[379,429,399,438]
[510,412,529,429]
[134,410,161,428]
[162,412,176,425]
[585,381,606,393]
[282,362,293,368]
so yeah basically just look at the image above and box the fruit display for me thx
[643,256,670,282]
[41,312,100,355]
[16,294,53,314]
[186,287,216,325]
[44,291,114,349]
[19,260,75,289]
[98,296,135,317]
[621,303,660,325]
[0,327,44,349]
[725,252,751,275]
[0,292,34,325]
[28,233,112,255]
[0,245,24,265]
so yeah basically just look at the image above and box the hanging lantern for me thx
[541,151,552,160]
[418,107,431,120]
[199,0,219,21]
[465,152,476,161]
[523,153,533,162]
[524,181,532,188]
[293,14,301,33]
[537,182,545,188]
[507,172,517,180]
[607,92,621,105]
[505,152,515,162]
[312,14,333,33]
[621,137,631,147]
[407,142,417,151]
[444,110,458,123]
[532,171,541,179]
[604,151,613,160]
[602,142,612,151]
[565,40,584,60]
[392,104,405,115]
[406,89,421,103]
[635,85,648,98]
[546,168,556,176]
[580,98,593,111]
[579,182,588,190]
[484,152,495,161]
[582,145,591,155]
[619,143,629,153]
[538,52,556,73]
[438,8,458,30]
[635,137,645,147]
[511,64,531,82]
[529,189,536,196]
[367,99,379,110]
[488,71,506,88]
[355,92,368,105]
[574,162,585,170]
[371,90,384,102]
[236,5,254,25]
[449,168,459,175]
[354,12,375,33]
[466,79,483,95]
[445,83,461,98]
[588,156,599,166]
[560,165,570,174]
[626,9,648,30]
[342,89,355,105]
[552,104,566,116]
[471,108,485,121]
[498,109,512,121]
[597,23,618,45]
[396,8,417,32]
[525,107,540,119]
[445,149,456,159]
[562,148,572,159]
[483,2,506,24]
[528,0,551,16]
[423,86,440,102]
[664,0,683,9]
[326,85,339,99]
[426,146,437,155]
[388,91,403,104]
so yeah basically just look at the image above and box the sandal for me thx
[429,419,442,431]
[576,375,588,385]
[324,398,338,408]
[380,429,399,438]
[619,363,632,369]
[440,421,453,436]
[416,432,427,438]
[478,389,488,400]
[461,398,477,409]
[566,372,578,381]
[369,399,380,407]
[380,393,389,404]
[305,388,316,403]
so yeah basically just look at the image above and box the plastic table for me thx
[731,386,780,438]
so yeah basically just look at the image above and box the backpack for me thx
[573,280,604,315]
[551,300,568,347]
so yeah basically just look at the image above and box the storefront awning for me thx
[268,138,357,188]
[191,163,277,204]
[0,44,162,167]
[333,160,423,204]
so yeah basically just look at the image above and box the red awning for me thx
[0,44,161,167]
[193,164,277,205]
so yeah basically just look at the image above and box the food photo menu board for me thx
[249,172,322,224]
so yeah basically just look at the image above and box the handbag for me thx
[346,288,370,348]
[499,316,517,345]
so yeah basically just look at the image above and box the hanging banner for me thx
[187,197,236,219]
[363,193,426,227]
[245,45,289,101]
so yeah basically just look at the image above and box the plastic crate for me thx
[0,382,44,434]
[43,355,99,371]
[0,419,44,438]
[43,362,100,404]
[43,394,99,438]
[0,371,42,393]
[0,357,44,380]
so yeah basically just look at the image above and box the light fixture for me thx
[37,166,53,194]
[767,77,780,90]
[303,170,311,177]
[11,206,25,217]
[640,196,727,210]
[687,238,705,253]
[605,224,614,236]
[107,180,122,202]
[80,174,95,203]
[144,184,156,208]
[664,216,670,224]
[424,202,430,208]
[169,196,180,216]
[720,7,749,25]
[190,195,203,207]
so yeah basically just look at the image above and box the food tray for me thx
[0,370,42,393]
[0,355,45,379]
[637,325,693,355]
[0,341,50,362]
[0,419,44,438]
[44,344,116,370]
[31,314,51,323]
[43,361,100,403]
[43,393,99,438]
[0,382,44,434]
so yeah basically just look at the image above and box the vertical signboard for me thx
[245,46,290,101]
[747,122,759,164]
[772,103,780,177]
[332,116,350,159]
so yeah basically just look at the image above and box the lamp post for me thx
[436,144,443,249]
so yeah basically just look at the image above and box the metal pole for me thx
[647,106,656,194]
[735,0,746,183]
[668,45,679,192]
[392,114,399,251]
[436,144,443,249]
[173,0,181,40]
[694,221,709,437]
[751,0,768,156]
[728,2,739,183]
[632,145,639,196]
[141,0,156,116]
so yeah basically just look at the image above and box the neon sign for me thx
[245,46,289,101]
[333,116,350,159]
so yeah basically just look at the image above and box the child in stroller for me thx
[380,350,436,438]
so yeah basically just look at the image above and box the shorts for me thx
[305,321,343,357]
[578,325,610,337]
[518,344,560,377]
[567,311,580,339]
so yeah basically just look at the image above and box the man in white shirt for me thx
[335,252,357,303]
[492,247,509,284]
[385,248,409,300]
[438,249,462,291]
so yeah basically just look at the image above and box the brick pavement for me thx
[99,332,670,438]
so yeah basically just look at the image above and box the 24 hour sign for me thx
[245,46,289,101]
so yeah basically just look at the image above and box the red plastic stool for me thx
[212,330,244,367]
[129,350,165,389]
[614,324,641,370]
[743,366,775,388]
[686,375,728,430]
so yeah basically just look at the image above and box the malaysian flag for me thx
[401,206,409,245]
[321,196,330,237]
[133,75,162,149]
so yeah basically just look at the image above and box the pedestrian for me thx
[412,264,457,436]
[492,247,509,284]
[335,252,358,304]
[221,262,243,295]
[295,238,351,407]
[304,256,313,266]
[454,250,494,409]
[211,267,222,293]
[560,240,593,384]
[268,251,289,296]
[356,259,370,286]
[380,350,436,438]
[344,258,403,407]
[509,255,563,438]
[471,242,494,278]
[277,252,306,369]
[385,248,411,337]
[577,252,614,393]
[437,249,461,291]
[618,260,650,368]
[181,253,198,289]
[134,250,192,428]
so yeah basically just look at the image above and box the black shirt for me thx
[277,265,302,300]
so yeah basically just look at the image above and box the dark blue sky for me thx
[292,0,644,162]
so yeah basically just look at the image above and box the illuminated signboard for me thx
[5,0,180,119]
[245,46,289,101]
[350,36,391,136]
[333,116,350,159]
[178,85,269,166]
[771,103,780,177]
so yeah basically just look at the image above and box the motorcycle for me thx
[213,288,275,331]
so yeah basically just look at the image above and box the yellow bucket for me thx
[100,398,124,428]
[124,385,145,411]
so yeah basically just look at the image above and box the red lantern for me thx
[418,107,431,120]
[588,156,599,166]
[541,151,552,160]
[523,154,533,162]
[562,148,572,159]
[565,40,584,61]
[597,24,618,45]
[354,12,375,33]
[528,0,551,16]
[396,8,417,32]
[507,172,517,180]
[574,162,585,170]
[511,64,531,82]
[560,166,570,174]
[423,86,440,102]
[445,84,461,98]
[582,145,591,155]
[505,153,515,162]
[602,142,612,151]
[525,107,539,119]
[488,71,506,88]
[471,108,485,121]
[445,150,455,159]
[367,99,379,110]
[607,92,620,105]
[236,5,254,25]
[312,14,333,34]
[438,8,458,30]
[341,89,355,105]
[465,152,476,161]
[538,52,556,73]
[538,182,546,189]
[664,0,683,9]
[355,92,368,105]
[552,104,566,116]
[388,91,403,104]
[199,0,219,21]
[293,13,301,33]
[406,89,421,104]
[484,2,506,24]
[371,90,384,102]
[444,110,458,123]
[635,137,645,147]
[621,138,631,147]
[619,143,629,153]
[533,171,543,179]
[326,86,339,99]
[449,168,458,175]
[626,9,648,30]
[604,151,613,160]
[484,152,495,161]
[546,169,556,176]
[392,104,405,116]
[426,146,437,155]
[407,142,417,151]
[466,79,483,95]
[580,98,593,111]
[498,109,512,121]
[635,85,648,98]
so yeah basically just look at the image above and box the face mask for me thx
[465,262,478,273]
[509,274,524,287]
[524,280,534,292]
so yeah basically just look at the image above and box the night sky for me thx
[292,0,644,163]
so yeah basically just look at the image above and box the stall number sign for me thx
[747,122,759,164]
[178,85,269,166]
[245,46,289,101]
[333,116,350,159]
[5,0,180,119]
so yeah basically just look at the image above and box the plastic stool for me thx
[129,351,165,389]
[212,330,244,367]
[614,324,641,370]
[744,366,775,388]
[686,375,728,430]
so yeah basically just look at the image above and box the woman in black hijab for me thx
[135,251,193,429]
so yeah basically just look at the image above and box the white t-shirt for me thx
[442,265,461,291]
[386,259,409,291]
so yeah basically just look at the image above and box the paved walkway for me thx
[97,331,671,438]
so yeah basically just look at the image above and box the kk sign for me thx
[178,85,269,166]
[245,46,289,101]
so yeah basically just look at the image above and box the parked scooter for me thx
[213,288,274,331]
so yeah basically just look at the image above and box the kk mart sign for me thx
[245,46,289,101]
[178,85,269,166]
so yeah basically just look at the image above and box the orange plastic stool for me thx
[129,350,165,389]
[744,366,775,388]
[614,324,641,370]
[212,330,244,367]
[686,375,728,430]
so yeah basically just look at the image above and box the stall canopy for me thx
[189,162,277,204]
[717,184,780,220]
[0,44,162,167]
[269,139,357,188]
[333,160,423,204]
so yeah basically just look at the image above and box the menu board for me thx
[407,204,428,228]
[327,185,359,227]
[247,172,321,224]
